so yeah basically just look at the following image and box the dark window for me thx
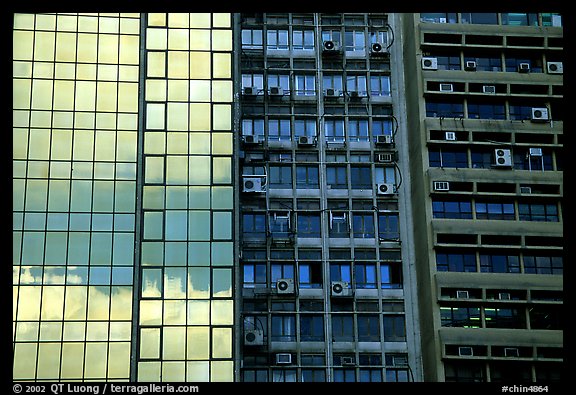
[509,105,533,121]
[329,212,349,238]
[242,262,267,288]
[505,56,543,73]
[444,362,485,382]
[333,369,356,382]
[440,306,481,328]
[518,203,558,222]
[426,99,465,118]
[332,315,354,341]
[467,101,506,120]
[326,166,347,189]
[350,166,372,189]
[383,315,406,341]
[380,261,403,289]
[269,166,292,189]
[242,213,266,240]
[485,307,525,328]
[420,13,457,23]
[354,263,377,289]
[298,262,323,288]
[300,315,325,341]
[330,263,352,283]
[436,251,477,272]
[464,55,502,72]
[428,148,468,168]
[296,165,319,189]
[530,306,563,330]
[378,213,399,240]
[271,315,296,341]
[461,13,498,25]
[297,213,321,238]
[352,213,375,238]
[475,201,515,220]
[271,263,294,285]
[300,369,326,382]
[357,315,380,341]
[524,255,563,275]
[432,200,473,219]
[242,369,268,382]
[501,13,538,26]
[480,253,521,273]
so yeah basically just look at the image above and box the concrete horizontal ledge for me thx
[435,271,563,291]
[427,167,563,184]
[424,117,563,133]
[438,327,563,347]
[431,218,563,237]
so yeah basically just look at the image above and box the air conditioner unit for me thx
[298,135,316,146]
[547,61,563,74]
[376,135,393,145]
[324,88,340,98]
[465,61,477,71]
[276,278,295,295]
[494,149,512,167]
[341,356,356,366]
[458,346,474,357]
[445,131,456,141]
[531,107,549,122]
[499,292,511,300]
[529,147,543,157]
[483,85,496,94]
[323,40,340,53]
[370,42,386,55]
[242,135,261,145]
[519,186,532,194]
[243,86,258,96]
[243,177,265,193]
[276,353,292,365]
[391,355,408,367]
[439,83,453,92]
[375,153,394,163]
[269,86,284,96]
[244,329,264,346]
[331,281,352,297]
[518,63,531,73]
[377,183,395,195]
[433,181,450,191]
[456,290,470,299]
[348,90,361,99]
[422,57,438,70]
[504,347,520,357]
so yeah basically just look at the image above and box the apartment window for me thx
[332,315,354,341]
[357,315,380,341]
[425,99,465,118]
[467,101,506,120]
[461,13,498,25]
[380,262,402,289]
[432,199,473,219]
[370,75,391,97]
[444,362,485,383]
[325,119,345,142]
[475,201,515,220]
[524,255,563,275]
[242,213,266,240]
[386,369,409,382]
[333,369,356,382]
[350,166,372,189]
[378,213,399,241]
[514,149,553,171]
[323,74,344,93]
[267,29,289,50]
[301,370,326,382]
[269,212,292,236]
[383,315,406,341]
[243,370,268,382]
[321,30,342,45]
[329,212,350,238]
[501,13,538,26]
[530,306,562,330]
[296,165,319,189]
[271,315,296,341]
[359,369,382,382]
[436,251,477,272]
[464,54,502,72]
[471,149,494,169]
[428,148,468,168]
[295,74,316,96]
[518,202,558,222]
[242,73,264,90]
[372,118,393,139]
[505,56,543,73]
[348,118,369,141]
[300,315,325,341]
[294,119,317,138]
[292,30,315,50]
[271,263,295,285]
[435,54,462,71]
[298,262,323,289]
[480,253,521,273]
[344,30,366,52]
[541,13,562,27]
[369,30,388,46]
[420,13,458,24]
[268,119,291,141]
[242,29,263,49]
[354,263,377,289]
[269,166,292,189]
[440,307,481,328]
[330,263,352,283]
[242,118,264,137]
[346,75,367,95]
[242,262,267,288]
[297,213,321,238]
[268,74,290,93]
[352,213,375,239]
[485,308,525,328]
[272,369,297,382]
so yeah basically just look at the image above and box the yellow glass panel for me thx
[162,327,186,360]
[186,326,209,359]
[13,79,31,110]
[13,13,35,29]
[97,81,118,112]
[36,14,56,30]
[189,29,210,50]
[86,322,108,341]
[116,130,137,161]
[167,102,188,131]
[98,64,119,81]
[30,110,52,127]
[13,30,34,61]
[212,327,232,358]
[190,13,211,28]
[96,113,117,130]
[188,156,211,185]
[147,52,166,78]
[75,81,96,111]
[169,28,189,50]
[77,63,97,80]
[168,13,189,28]
[168,51,189,78]
[13,286,18,321]
[140,327,161,359]
[87,286,111,321]
[188,186,210,209]
[99,16,120,34]
[189,52,210,79]
[187,300,210,325]
[213,104,231,130]
[13,343,37,380]
[187,361,209,382]
[146,103,166,129]
[57,14,78,32]
[119,65,139,82]
[189,80,210,102]
[212,80,233,103]
[213,13,231,28]
[189,103,211,131]
[34,31,55,61]
[13,61,32,78]
[212,133,232,155]
[31,79,54,110]
[55,63,76,80]
[15,322,38,341]
[120,17,140,34]
[138,362,161,381]
[212,30,232,51]
[144,132,166,154]
[211,186,233,209]
[78,15,98,32]
[120,34,140,65]
[168,79,189,102]
[52,111,73,129]
[144,211,164,239]
[163,300,186,325]
[41,286,65,320]
[212,157,231,184]
[63,321,86,341]
[77,33,98,63]
[108,342,131,379]
[140,300,163,325]
[167,132,189,154]
[99,34,120,63]
[56,32,77,62]
[110,286,133,321]
[36,343,60,379]
[61,343,84,379]
[53,80,75,111]
[148,13,166,27]
[33,62,55,79]
[84,342,107,379]
[189,133,210,154]
[118,82,139,112]
[187,266,210,298]
[211,300,233,325]
[27,161,49,178]
[118,113,138,130]
[17,285,41,320]
[95,131,116,161]
[146,80,167,102]
[64,286,87,320]
[211,361,233,382]
[74,112,96,129]
[146,28,168,50]
[166,156,188,185]
[162,362,185,382]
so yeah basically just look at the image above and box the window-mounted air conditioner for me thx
[529,147,543,157]
[375,152,394,163]
[493,148,512,167]
[458,346,474,357]
[531,107,549,122]
[376,135,393,145]
[433,181,450,192]
[243,86,258,96]
[276,353,292,365]
[242,135,262,145]
[341,356,356,366]
[464,61,477,71]
[323,40,340,53]
[547,61,563,74]
[456,290,470,299]
[504,347,520,357]
[439,83,454,92]
[391,355,408,367]
[298,135,316,146]
[269,86,284,96]
[483,85,496,94]
[348,90,361,99]
[498,292,511,300]
[519,186,532,194]
[244,329,264,346]
[324,88,340,98]
[370,42,386,55]
[518,63,531,73]
[422,57,438,70]
[377,183,395,195]
[445,131,456,141]
[276,278,295,295]
[243,177,265,193]
[331,281,353,297]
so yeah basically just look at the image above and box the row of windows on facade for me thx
[432,199,560,222]
[436,251,562,275]
[243,366,409,383]
[426,100,561,121]
[420,13,562,27]
[423,53,562,73]
[440,305,562,330]
[240,13,388,25]
[444,360,561,383]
